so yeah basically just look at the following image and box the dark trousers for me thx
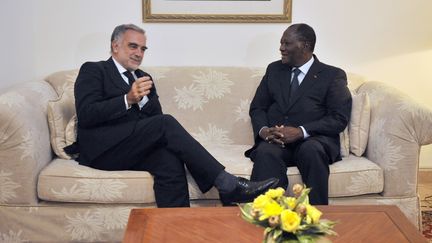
[90,114,225,207]
[250,138,330,205]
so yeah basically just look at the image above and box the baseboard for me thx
[420,168,432,172]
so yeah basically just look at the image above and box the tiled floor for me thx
[419,170,432,212]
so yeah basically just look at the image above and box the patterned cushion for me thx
[38,145,383,203]
[65,114,77,146]
[47,89,75,159]
[339,73,367,157]
[349,92,371,156]
[339,92,371,157]
[45,70,79,96]
[37,159,155,203]
[339,128,350,157]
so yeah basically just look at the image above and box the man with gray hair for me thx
[66,24,278,207]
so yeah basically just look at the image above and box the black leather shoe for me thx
[219,177,279,206]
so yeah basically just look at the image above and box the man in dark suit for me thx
[246,23,352,205]
[70,24,278,207]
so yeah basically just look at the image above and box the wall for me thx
[1,0,431,168]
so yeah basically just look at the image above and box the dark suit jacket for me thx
[245,56,352,162]
[73,57,162,165]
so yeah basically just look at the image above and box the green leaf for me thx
[239,203,257,224]
[297,235,317,243]
[273,229,283,240]
[295,188,311,206]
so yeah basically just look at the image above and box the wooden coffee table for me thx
[123,205,427,243]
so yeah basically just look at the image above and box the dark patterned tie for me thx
[123,71,135,86]
[290,68,301,100]
[123,71,139,110]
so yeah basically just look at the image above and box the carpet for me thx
[423,211,432,241]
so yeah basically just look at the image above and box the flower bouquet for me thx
[239,184,337,243]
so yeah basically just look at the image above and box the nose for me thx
[280,44,285,52]
[135,49,144,58]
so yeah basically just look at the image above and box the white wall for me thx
[1,0,432,168]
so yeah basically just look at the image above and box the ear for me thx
[302,42,311,53]
[111,41,119,53]
[300,43,307,53]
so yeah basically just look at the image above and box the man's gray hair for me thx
[110,24,145,52]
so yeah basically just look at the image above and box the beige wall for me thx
[1,0,431,167]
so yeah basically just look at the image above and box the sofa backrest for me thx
[44,66,366,155]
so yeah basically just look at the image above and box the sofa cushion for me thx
[37,159,156,203]
[339,91,370,158]
[47,89,75,159]
[38,145,383,203]
[339,128,350,157]
[45,70,79,96]
[349,92,371,156]
[65,114,77,146]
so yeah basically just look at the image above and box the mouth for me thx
[280,53,290,63]
[130,58,142,65]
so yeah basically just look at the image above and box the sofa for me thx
[1,66,431,242]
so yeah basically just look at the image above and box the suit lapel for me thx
[105,58,131,93]
[284,59,325,112]
[276,69,292,106]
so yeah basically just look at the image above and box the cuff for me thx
[124,95,131,110]
[299,126,310,139]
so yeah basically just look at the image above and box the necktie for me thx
[289,68,301,100]
[123,71,135,86]
[123,71,139,110]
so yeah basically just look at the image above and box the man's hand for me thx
[275,125,303,144]
[126,76,153,105]
[259,127,285,147]
[259,125,304,147]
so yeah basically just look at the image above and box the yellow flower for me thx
[265,187,285,199]
[305,215,312,224]
[253,194,271,210]
[280,209,301,232]
[259,200,283,220]
[283,196,296,210]
[306,205,322,223]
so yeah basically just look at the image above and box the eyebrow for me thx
[128,42,148,50]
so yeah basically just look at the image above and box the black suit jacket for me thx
[246,57,352,162]
[73,57,162,165]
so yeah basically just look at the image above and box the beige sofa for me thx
[1,66,431,242]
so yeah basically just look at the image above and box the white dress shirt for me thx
[112,57,149,110]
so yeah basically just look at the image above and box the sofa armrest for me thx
[357,81,432,197]
[0,81,58,204]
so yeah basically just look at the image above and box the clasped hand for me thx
[260,125,303,147]
[126,76,153,105]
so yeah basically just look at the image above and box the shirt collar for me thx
[112,57,129,75]
[295,56,314,75]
